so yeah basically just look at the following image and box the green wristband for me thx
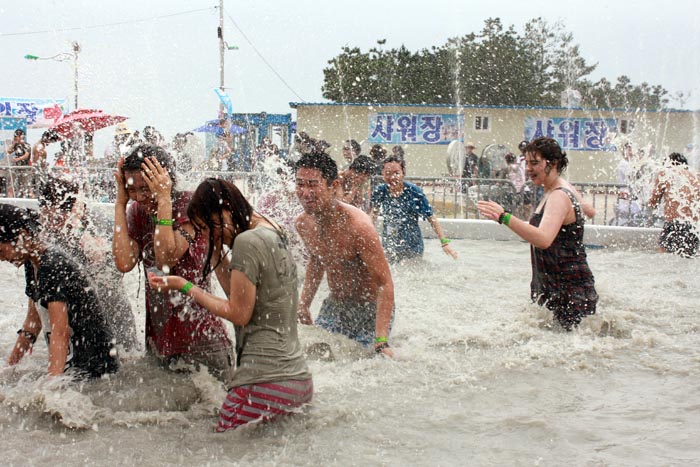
[502,212,512,226]
[440,238,451,245]
[179,281,194,295]
[374,336,388,343]
[157,219,174,226]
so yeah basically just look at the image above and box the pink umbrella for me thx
[50,108,128,140]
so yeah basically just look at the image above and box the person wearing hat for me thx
[461,141,478,188]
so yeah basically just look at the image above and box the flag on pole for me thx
[214,88,233,118]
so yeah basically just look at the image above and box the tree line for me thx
[322,18,673,110]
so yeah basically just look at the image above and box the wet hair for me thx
[295,152,338,184]
[667,152,688,166]
[505,152,516,164]
[345,139,361,155]
[0,204,41,243]
[315,139,331,152]
[38,177,80,212]
[121,144,177,189]
[392,145,405,158]
[41,129,60,144]
[348,155,376,175]
[295,131,311,144]
[382,155,406,174]
[518,140,528,151]
[14,129,24,137]
[369,144,387,161]
[187,178,254,278]
[524,137,568,173]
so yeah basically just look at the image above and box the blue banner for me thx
[369,113,463,145]
[524,117,618,151]
[0,97,68,128]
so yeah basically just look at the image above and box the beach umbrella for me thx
[193,120,246,136]
[50,108,128,140]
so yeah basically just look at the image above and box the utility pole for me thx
[218,0,225,118]
[72,41,80,109]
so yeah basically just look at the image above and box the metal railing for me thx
[370,176,662,227]
[0,166,659,227]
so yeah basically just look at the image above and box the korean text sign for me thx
[524,117,618,151]
[369,113,463,145]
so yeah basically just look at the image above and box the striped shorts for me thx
[216,378,313,432]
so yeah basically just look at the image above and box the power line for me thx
[223,9,305,102]
[0,7,215,37]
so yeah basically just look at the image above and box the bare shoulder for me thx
[343,203,376,233]
[295,212,314,233]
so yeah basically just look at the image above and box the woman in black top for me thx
[0,204,118,379]
[478,137,598,330]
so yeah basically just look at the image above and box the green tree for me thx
[322,18,669,110]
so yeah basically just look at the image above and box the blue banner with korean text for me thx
[369,113,463,145]
[524,117,618,151]
[0,97,68,128]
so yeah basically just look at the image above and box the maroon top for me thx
[127,192,232,357]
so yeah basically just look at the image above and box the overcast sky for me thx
[2,0,699,143]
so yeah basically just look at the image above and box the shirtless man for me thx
[649,152,700,257]
[295,152,395,356]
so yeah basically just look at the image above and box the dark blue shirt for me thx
[371,182,433,261]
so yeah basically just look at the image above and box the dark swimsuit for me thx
[659,221,699,257]
[529,187,598,330]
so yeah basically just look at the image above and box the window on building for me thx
[474,115,490,132]
[620,119,635,134]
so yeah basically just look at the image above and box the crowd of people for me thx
[0,129,698,432]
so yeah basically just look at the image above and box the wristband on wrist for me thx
[157,219,174,226]
[440,238,451,246]
[498,211,512,226]
[374,336,388,343]
[179,281,194,295]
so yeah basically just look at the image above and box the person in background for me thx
[104,123,136,168]
[371,156,458,262]
[341,139,361,169]
[1,204,118,379]
[504,152,526,212]
[143,126,166,148]
[648,152,700,257]
[32,129,60,170]
[7,129,32,197]
[337,155,376,211]
[391,145,405,159]
[369,144,387,175]
[517,140,534,217]
[477,137,598,330]
[477,153,492,179]
[460,142,478,192]
[112,144,234,380]
[613,143,642,226]
[295,152,395,356]
[148,178,312,432]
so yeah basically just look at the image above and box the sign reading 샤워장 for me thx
[368,113,464,145]
[524,116,619,152]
